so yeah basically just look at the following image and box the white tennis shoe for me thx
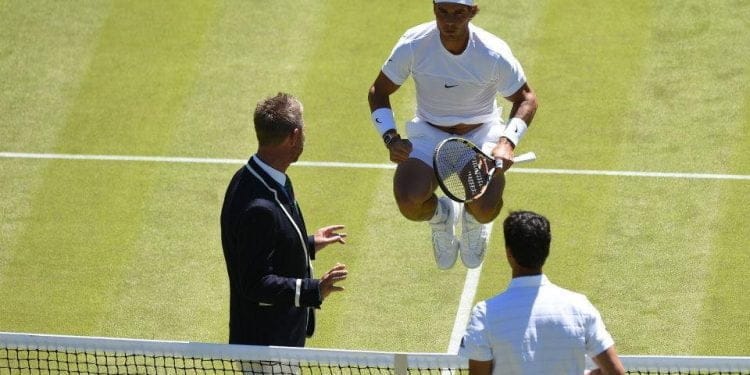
[460,210,491,268]
[429,196,460,269]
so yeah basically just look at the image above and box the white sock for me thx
[430,199,446,223]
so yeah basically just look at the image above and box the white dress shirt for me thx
[459,275,614,375]
[252,155,287,187]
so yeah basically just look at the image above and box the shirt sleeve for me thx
[380,35,413,86]
[495,50,527,98]
[584,299,615,358]
[458,302,494,361]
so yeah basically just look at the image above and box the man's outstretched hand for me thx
[320,263,348,300]
[313,225,347,252]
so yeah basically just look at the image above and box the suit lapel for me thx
[245,159,311,270]
[248,159,302,223]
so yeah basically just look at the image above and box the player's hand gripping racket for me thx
[433,137,536,203]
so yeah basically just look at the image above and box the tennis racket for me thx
[433,137,536,203]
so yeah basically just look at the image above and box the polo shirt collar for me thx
[508,274,550,289]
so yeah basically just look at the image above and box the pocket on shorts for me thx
[406,118,439,166]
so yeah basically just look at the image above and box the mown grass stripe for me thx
[526,0,655,356]
[0,0,218,336]
[602,0,749,354]
[1,0,747,355]
[694,0,750,354]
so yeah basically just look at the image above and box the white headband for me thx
[434,0,475,5]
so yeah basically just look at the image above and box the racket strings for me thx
[435,141,487,201]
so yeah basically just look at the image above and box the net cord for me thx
[0,332,465,369]
[2,332,750,372]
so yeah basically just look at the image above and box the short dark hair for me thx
[503,211,551,269]
[253,92,303,146]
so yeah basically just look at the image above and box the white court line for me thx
[446,223,493,354]
[2,150,749,354]
[1,151,748,180]
[448,265,482,354]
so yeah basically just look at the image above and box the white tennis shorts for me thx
[405,116,504,167]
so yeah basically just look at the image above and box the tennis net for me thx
[1,332,748,375]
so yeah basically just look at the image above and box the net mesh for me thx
[1,333,749,375]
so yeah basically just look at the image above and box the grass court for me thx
[1,0,748,355]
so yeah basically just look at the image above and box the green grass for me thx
[1,0,748,356]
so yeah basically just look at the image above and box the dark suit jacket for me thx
[221,156,320,347]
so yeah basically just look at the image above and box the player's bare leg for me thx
[394,158,460,269]
[464,171,505,223]
[393,158,439,221]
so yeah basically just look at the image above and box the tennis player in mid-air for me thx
[368,0,538,269]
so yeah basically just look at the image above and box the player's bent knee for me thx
[394,189,436,221]
[394,171,435,206]
[394,185,429,206]
[393,159,439,221]
[397,204,426,222]
[468,198,503,223]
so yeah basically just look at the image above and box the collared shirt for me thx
[459,275,614,375]
[252,155,287,188]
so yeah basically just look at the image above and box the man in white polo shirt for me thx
[368,0,538,270]
[459,211,625,375]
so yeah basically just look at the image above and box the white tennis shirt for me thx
[381,21,526,126]
[459,275,615,375]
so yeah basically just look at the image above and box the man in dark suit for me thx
[221,92,349,347]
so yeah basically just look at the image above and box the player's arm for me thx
[493,83,538,169]
[368,72,412,163]
[368,71,399,111]
[589,346,626,375]
[501,82,537,148]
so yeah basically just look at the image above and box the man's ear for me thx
[290,127,303,146]
[505,246,515,265]
[284,127,300,145]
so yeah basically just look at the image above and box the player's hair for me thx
[253,92,303,146]
[503,211,551,269]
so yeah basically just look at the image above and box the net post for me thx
[394,353,408,375]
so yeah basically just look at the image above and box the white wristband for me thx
[501,117,528,146]
[371,107,396,136]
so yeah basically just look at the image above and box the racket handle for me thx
[513,152,537,164]
[494,152,536,169]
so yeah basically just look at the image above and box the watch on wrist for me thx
[383,131,399,147]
